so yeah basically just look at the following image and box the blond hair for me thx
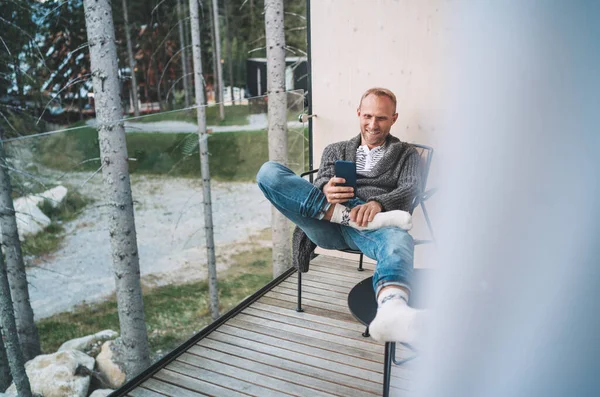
[358,87,397,113]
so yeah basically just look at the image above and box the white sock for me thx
[369,287,423,344]
[329,204,412,231]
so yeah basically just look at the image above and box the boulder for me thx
[12,196,51,240]
[4,350,95,397]
[89,389,114,397]
[58,330,119,358]
[95,341,126,389]
[40,186,68,208]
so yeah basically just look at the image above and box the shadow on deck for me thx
[111,255,415,397]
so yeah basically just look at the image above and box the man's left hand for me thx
[350,201,383,227]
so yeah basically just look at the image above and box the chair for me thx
[294,143,436,397]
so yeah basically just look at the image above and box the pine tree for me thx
[83,0,150,379]
[190,0,219,321]
[264,0,291,276]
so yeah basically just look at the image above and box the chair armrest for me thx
[300,169,319,179]
[421,187,437,202]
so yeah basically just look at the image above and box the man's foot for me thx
[369,289,423,344]
[330,204,412,230]
[369,300,423,343]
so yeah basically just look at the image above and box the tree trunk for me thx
[208,1,219,107]
[184,2,195,106]
[250,0,255,32]
[0,243,31,396]
[224,0,235,105]
[13,60,24,108]
[122,0,140,117]
[211,0,225,119]
[152,56,165,111]
[0,130,41,362]
[0,331,11,391]
[190,0,219,321]
[83,0,150,379]
[264,0,291,277]
[177,0,191,109]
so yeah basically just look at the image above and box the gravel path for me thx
[27,173,273,319]
[85,114,304,133]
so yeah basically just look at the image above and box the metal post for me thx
[296,270,304,312]
[358,253,364,271]
[383,342,394,397]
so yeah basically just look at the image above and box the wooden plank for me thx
[141,377,209,397]
[165,359,289,397]
[294,272,358,289]
[280,280,349,300]
[195,337,412,394]
[238,309,413,359]
[127,387,168,397]
[257,296,356,322]
[178,351,336,397]
[304,269,369,285]
[212,326,384,383]
[237,310,381,348]
[189,341,373,397]
[227,316,386,358]
[203,333,384,395]
[311,259,376,274]
[285,275,353,294]
[208,328,412,391]
[248,302,364,332]
[272,285,349,307]
[227,316,411,377]
[308,264,373,281]
[312,256,376,271]
[195,339,378,396]
[222,318,415,381]
[264,291,353,315]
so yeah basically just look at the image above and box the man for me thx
[257,87,423,343]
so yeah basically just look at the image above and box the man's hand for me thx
[323,177,354,204]
[350,201,383,227]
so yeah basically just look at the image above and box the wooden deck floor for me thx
[124,256,415,397]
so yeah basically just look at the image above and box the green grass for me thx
[21,189,92,257]
[134,105,251,126]
[36,245,273,358]
[21,223,64,257]
[35,127,308,181]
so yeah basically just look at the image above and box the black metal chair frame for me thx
[294,143,436,397]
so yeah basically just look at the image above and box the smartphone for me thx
[334,160,357,193]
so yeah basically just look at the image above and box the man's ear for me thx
[357,107,361,118]
[392,113,399,124]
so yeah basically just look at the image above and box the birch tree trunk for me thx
[264,0,291,277]
[208,0,219,107]
[0,129,40,362]
[190,0,219,321]
[83,0,150,379]
[152,56,165,111]
[0,333,11,392]
[184,3,195,105]
[224,0,235,105]
[121,0,140,117]
[177,0,191,109]
[211,0,225,120]
[0,252,31,396]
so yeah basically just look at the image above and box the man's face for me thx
[357,94,398,149]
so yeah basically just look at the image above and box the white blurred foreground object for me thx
[414,2,600,397]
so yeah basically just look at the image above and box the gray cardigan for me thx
[293,134,422,272]
[314,133,421,212]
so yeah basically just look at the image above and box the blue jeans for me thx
[256,161,414,295]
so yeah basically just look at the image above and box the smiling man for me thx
[256,87,424,343]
